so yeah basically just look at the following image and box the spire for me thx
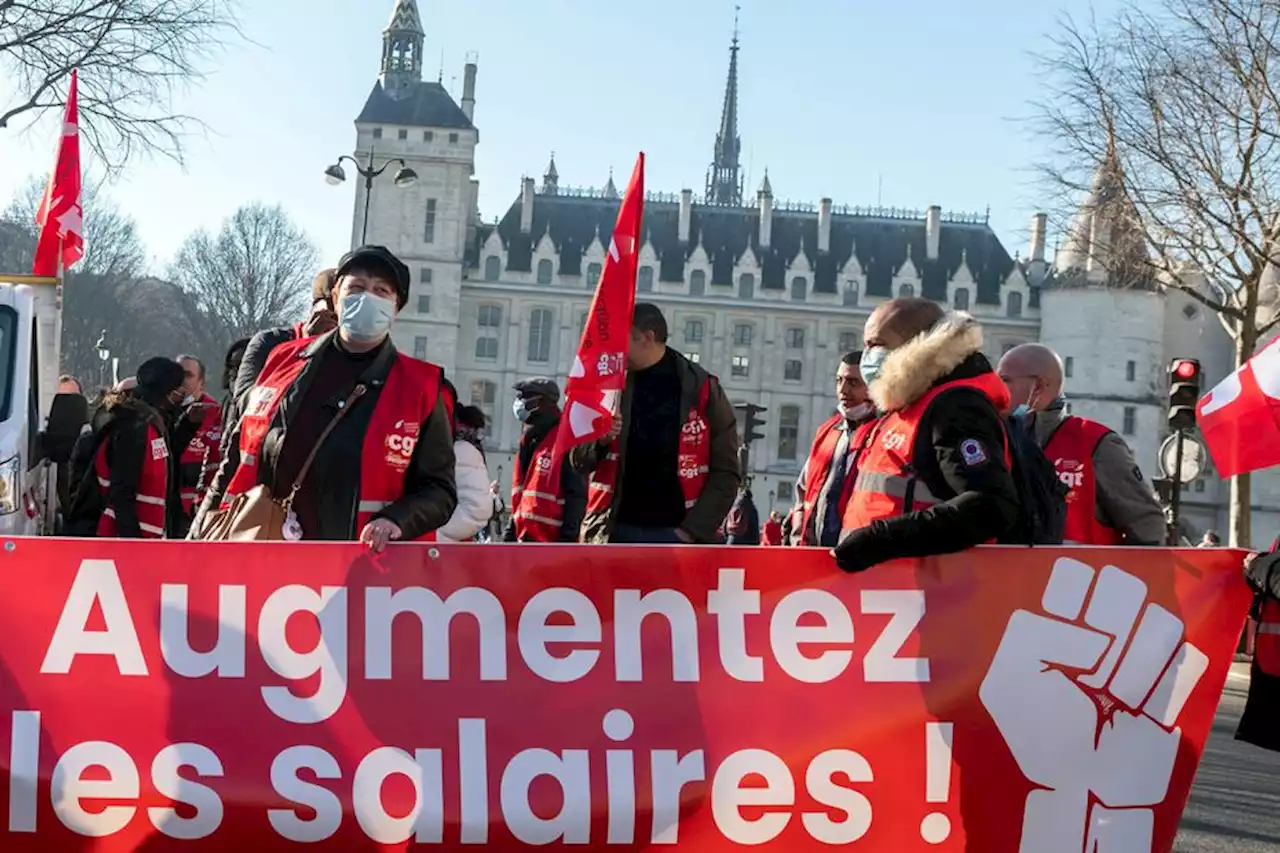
[1055,138,1149,286]
[380,0,425,95]
[603,168,618,199]
[758,169,772,196]
[542,152,559,195]
[705,7,743,207]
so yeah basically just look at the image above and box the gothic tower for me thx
[705,14,743,206]
[381,0,425,95]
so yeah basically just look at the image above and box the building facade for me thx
[351,0,1280,546]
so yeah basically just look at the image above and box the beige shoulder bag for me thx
[196,385,367,542]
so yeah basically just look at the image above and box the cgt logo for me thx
[681,416,708,442]
[386,433,417,456]
[881,430,907,453]
[1055,458,1085,490]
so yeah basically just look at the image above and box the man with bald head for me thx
[834,298,1020,571]
[998,343,1163,544]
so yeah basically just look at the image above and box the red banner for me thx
[0,541,1250,851]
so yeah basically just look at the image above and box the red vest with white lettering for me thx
[798,414,874,546]
[586,379,712,520]
[222,338,443,541]
[179,393,223,516]
[511,422,566,542]
[96,419,170,539]
[1044,415,1124,546]
[842,373,1011,532]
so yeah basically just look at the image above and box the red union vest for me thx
[179,393,223,516]
[222,337,442,541]
[798,414,874,546]
[587,378,713,520]
[512,422,566,542]
[1257,537,1280,678]
[842,373,1011,532]
[96,418,170,539]
[1043,415,1124,546]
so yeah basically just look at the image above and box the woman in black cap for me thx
[197,245,457,548]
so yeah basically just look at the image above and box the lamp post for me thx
[324,148,419,245]
[94,330,110,390]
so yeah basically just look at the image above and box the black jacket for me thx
[221,326,298,459]
[198,333,457,541]
[71,394,183,538]
[836,318,1019,571]
[503,409,587,542]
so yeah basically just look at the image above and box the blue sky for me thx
[0,0,1115,271]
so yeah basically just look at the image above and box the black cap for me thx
[514,377,560,403]
[135,357,185,397]
[335,246,411,309]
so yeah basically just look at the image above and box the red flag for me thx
[1197,335,1280,477]
[550,152,645,461]
[32,69,84,276]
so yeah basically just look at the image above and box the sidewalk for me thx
[1226,660,1252,694]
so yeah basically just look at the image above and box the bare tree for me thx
[169,203,318,350]
[1032,0,1280,547]
[0,0,240,173]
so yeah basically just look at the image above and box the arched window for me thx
[536,259,553,285]
[484,255,501,281]
[1007,291,1023,318]
[528,308,553,363]
[791,276,807,302]
[778,406,800,460]
[898,283,915,298]
[954,288,970,311]
[637,266,654,292]
[690,269,706,296]
[587,263,602,288]
[739,273,755,299]
[475,304,501,360]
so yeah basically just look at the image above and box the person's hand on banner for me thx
[603,413,623,443]
[1246,549,1280,599]
[979,558,1209,853]
[360,518,402,553]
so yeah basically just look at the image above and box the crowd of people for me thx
[52,242,1184,568]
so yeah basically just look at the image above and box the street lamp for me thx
[94,330,110,390]
[323,149,419,245]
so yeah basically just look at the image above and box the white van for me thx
[0,276,68,536]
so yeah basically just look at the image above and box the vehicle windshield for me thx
[0,308,16,424]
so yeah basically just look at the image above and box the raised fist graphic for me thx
[979,558,1209,853]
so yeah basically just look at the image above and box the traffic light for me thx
[734,402,767,446]
[1167,358,1202,432]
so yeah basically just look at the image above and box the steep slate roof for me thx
[480,194,1016,305]
[356,80,474,129]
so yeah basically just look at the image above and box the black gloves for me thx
[832,522,892,573]
[1247,551,1280,601]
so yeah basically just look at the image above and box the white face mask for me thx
[339,292,397,343]
[839,401,875,421]
[182,394,195,407]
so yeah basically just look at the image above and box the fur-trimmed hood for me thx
[870,312,986,412]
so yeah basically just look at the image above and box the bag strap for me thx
[282,384,367,510]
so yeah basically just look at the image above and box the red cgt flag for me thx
[551,152,645,462]
[32,68,84,277]
[1197,335,1280,477]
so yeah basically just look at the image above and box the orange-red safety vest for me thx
[797,414,874,546]
[179,393,223,516]
[222,337,443,541]
[842,372,1011,532]
[511,421,566,542]
[96,419,170,539]
[760,517,783,546]
[586,379,712,520]
[1044,415,1124,546]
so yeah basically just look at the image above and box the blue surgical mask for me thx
[513,398,533,423]
[1011,404,1031,419]
[338,292,396,343]
[859,346,888,384]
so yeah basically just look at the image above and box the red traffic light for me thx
[1172,359,1199,380]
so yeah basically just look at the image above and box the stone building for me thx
[346,0,1280,545]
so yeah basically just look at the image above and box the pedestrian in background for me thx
[761,511,783,546]
[570,303,740,544]
[175,354,223,522]
[435,403,494,542]
[506,377,585,542]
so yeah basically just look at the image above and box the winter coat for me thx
[435,439,494,542]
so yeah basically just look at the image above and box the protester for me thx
[761,511,783,546]
[1198,530,1222,547]
[789,351,877,546]
[70,357,186,539]
[722,486,760,545]
[570,303,740,543]
[834,299,1019,571]
[230,269,338,423]
[197,247,456,548]
[505,377,586,542]
[1240,546,1280,751]
[998,343,1163,545]
[57,374,82,395]
[174,354,223,521]
[216,338,251,459]
[435,403,494,542]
